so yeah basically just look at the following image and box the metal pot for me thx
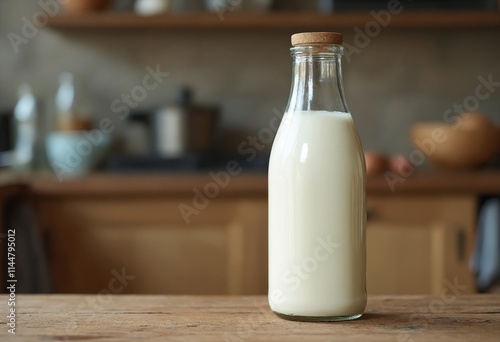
[129,89,219,158]
[153,105,218,157]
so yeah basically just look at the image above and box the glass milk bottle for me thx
[268,32,366,321]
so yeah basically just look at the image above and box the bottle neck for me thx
[286,45,348,114]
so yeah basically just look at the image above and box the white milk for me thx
[268,110,366,319]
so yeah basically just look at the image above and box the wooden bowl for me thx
[410,113,500,170]
[62,0,112,12]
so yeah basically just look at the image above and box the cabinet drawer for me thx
[367,195,476,226]
[367,221,474,295]
[38,198,268,295]
[366,194,476,295]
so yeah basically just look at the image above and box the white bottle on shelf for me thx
[12,83,37,170]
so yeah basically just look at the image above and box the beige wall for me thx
[1,1,500,157]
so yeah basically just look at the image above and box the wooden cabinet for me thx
[37,197,267,295]
[36,192,477,296]
[366,195,476,295]
[28,174,482,295]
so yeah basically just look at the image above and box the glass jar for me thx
[268,32,366,321]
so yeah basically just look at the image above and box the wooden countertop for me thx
[1,295,498,341]
[2,170,500,197]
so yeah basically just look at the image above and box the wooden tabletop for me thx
[1,295,499,341]
[3,170,500,198]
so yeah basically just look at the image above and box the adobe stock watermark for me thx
[111,65,170,120]
[343,0,411,63]
[397,277,467,342]
[177,108,282,224]
[269,235,341,307]
[7,0,70,54]
[209,0,243,21]
[224,236,340,341]
[51,65,169,181]
[58,267,135,342]
[385,73,500,192]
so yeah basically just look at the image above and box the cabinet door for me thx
[38,198,268,295]
[366,195,476,295]
[367,221,473,295]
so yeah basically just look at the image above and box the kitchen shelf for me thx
[45,10,500,30]
[4,170,500,196]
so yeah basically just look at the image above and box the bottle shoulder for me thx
[269,110,364,172]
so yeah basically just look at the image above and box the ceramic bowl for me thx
[205,0,272,12]
[46,131,110,178]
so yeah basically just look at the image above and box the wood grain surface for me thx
[3,171,500,197]
[0,295,498,341]
[45,11,500,30]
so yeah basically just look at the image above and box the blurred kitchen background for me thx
[1,0,500,296]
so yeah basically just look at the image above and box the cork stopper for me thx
[291,32,343,46]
